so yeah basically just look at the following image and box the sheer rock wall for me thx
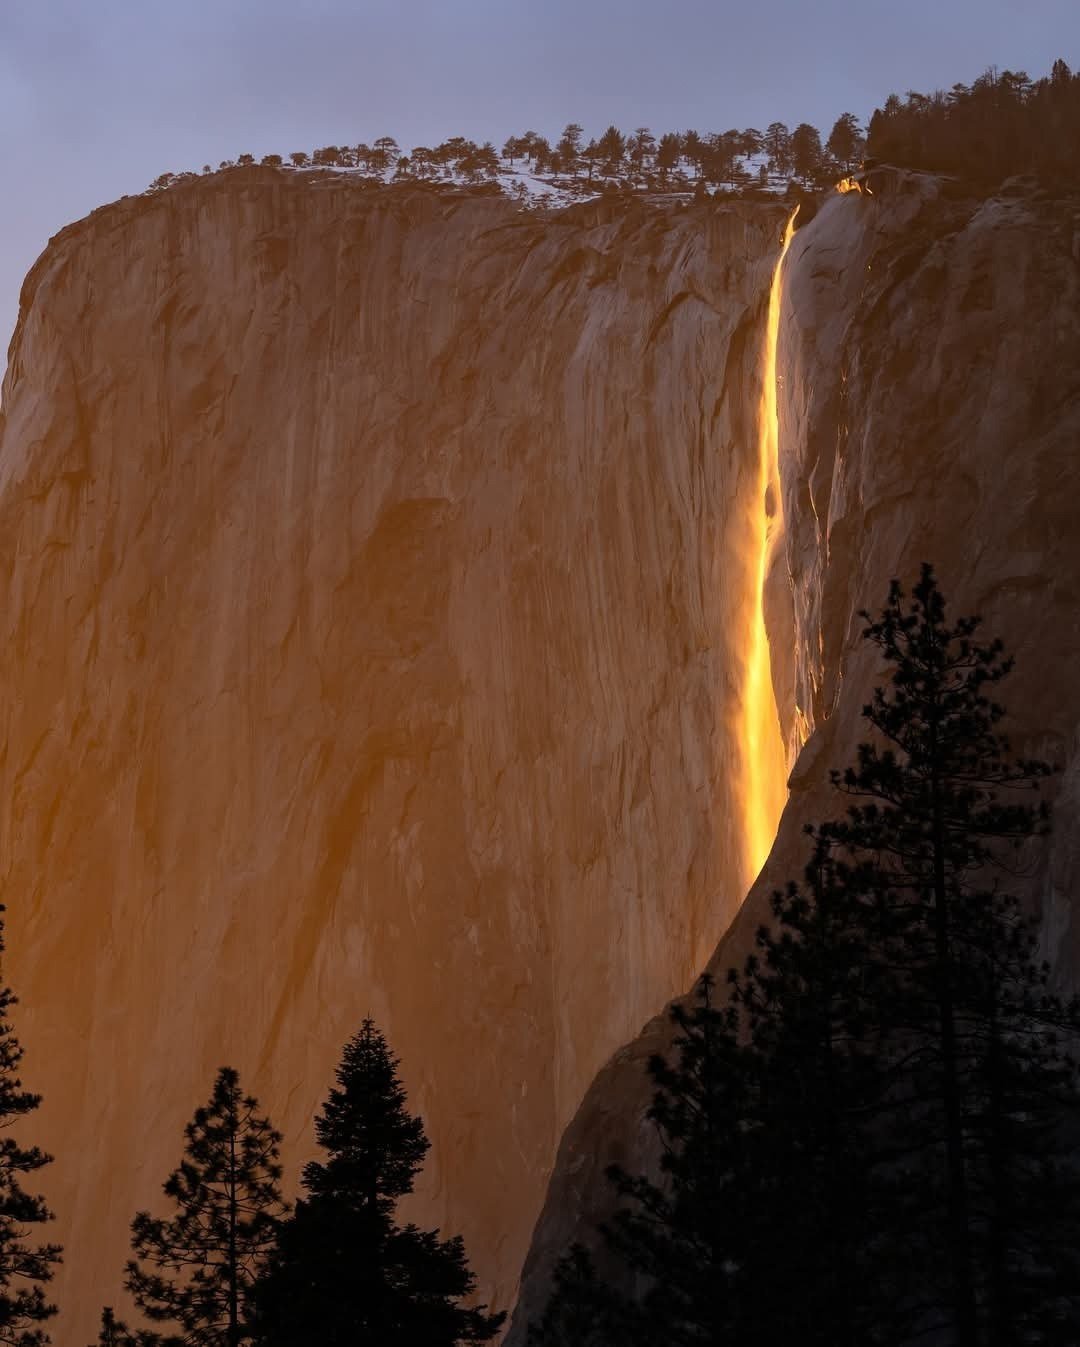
[509,173,1080,1340]
[0,173,786,1340]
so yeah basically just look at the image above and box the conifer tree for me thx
[252,1020,503,1346]
[815,565,1080,1343]
[789,121,824,182]
[85,1304,174,1347]
[125,1068,286,1347]
[0,911,61,1347]
[89,1307,124,1347]
[534,568,1080,1346]
[531,977,756,1346]
[656,132,682,182]
[679,129,704,178]
[727,845,912,1346]
[525,1245,608,1347]
[728,569,1080,1343]
[826,112,865,171]
[763,120,792,175]
[597,125,626,174]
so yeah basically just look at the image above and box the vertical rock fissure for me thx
[741,210,798,890]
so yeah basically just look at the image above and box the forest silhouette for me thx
[529,569,1080,1346]
[142,57,1080,207]
[0,569,1075,1345]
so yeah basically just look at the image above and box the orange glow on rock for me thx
[742,209,798,889]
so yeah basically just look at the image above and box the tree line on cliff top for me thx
[147,113,866,201]
[866,58,1080,184]
[2,569,1080,1345]
[145,55,1080,206]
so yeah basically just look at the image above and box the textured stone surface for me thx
[509,173,1080,1340]
[0,172,787,1340]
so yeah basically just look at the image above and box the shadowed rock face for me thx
[0,172,787,1340]
[508,173,1080,1340]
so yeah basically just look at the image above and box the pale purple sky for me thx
[2,0,1077,350]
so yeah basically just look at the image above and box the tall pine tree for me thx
[125,1067,286,1346]
[252,1019,503,1347]
[815,565,1080,1343]
[0,909,61,1347]
[533,568,1080,1346]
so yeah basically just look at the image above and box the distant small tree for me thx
[252,1021,503,1346]
[826,112,865,172]
[656,133,681,182]
[477,141,500,178]
[701,132,735,185]
[597,125,626,174]
[716,130,751,187]
[410,146,437,179]
[236,154,255,168]
[557,123,584,176]
[531,136,554,173]
[0,910,61,1347]
[680,129,704,178]
[259,154,283,168]
[517,131,542,163]
[288,152,309,168]
[790,122,824,182]
[370,136,400,176]
[125,1069,287,1347]
[763,120,792,175]
[628,127,656,173]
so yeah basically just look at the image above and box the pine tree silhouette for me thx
[252,1019,504,1346]
[725,841,914,1346]
[533,568,1080,1346]
[124,1068,287,1346]
[87,1307,125,1347]
[530,976,756,1346]
[814,565,1080,1343]
[0,909,61,1347]
[85,1304,177,1347]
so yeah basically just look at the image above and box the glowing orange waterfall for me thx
[742,209,798,889]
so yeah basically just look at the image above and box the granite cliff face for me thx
[509,172,1080,1339]
[0,173,788,1339]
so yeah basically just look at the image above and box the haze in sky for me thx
[1,0,1077,348]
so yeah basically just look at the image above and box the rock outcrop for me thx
[509,172,1080,1339]
[0,172,787,1340]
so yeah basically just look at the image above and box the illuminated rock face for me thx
[0,174,787,1339]
[509,174,1080,1340]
